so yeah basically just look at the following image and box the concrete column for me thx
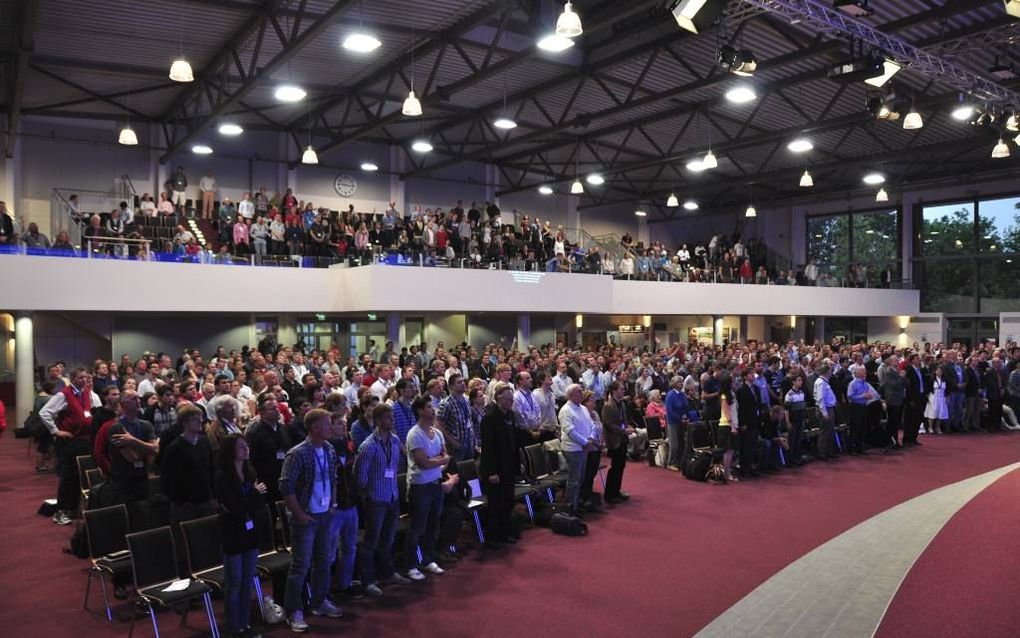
[386,312,404,346]
[739,316,748,343]
[517,314,531,349]
[14,312,34,429]
[815,316,826,345]
[277,313,297,349]
[713,315,724,346]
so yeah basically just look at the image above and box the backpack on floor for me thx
[550,512,587,536]
[682,450,712,481]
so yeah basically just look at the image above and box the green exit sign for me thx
[367,313,377,321]
[315,313,326,321]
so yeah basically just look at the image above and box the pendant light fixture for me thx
[169,13,193,82]
[555,2,583,38]
[876,187,889,202]
[539,185,554,195]
[118,124,138,146]
[992,137,1010,159]
[301,106,318,164]
[799,170,813,187]
[493,74,517,129]
[402,27,423,116]
[683,200,699,211]
[342,1,381,53]
[903,97,923,130]
[745,184,756,217]
[667,193,679,207]
[571,140,584,194]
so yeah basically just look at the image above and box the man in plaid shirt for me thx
[437,374,476,461]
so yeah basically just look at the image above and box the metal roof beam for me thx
[158,0,357,162]
[5,0,38,157]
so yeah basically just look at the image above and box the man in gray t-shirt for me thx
[403,396,450,581]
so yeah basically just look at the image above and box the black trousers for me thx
[848,403,868,452]
[55,437,90,512]
[886,403,903,445]
[903,400,923,443]
[482,479,514,542]
[987,398,1003,431]
[738,427,759,473]
[605,443,627,498]
[581,450,601,502]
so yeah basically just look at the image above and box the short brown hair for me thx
[304,408,331,429]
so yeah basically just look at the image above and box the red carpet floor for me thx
[0,431,1017,638]
[876,465,1020,638]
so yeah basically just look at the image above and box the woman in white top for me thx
[924,365,948,434]
[619,254,635,278]
[238,193,255,221]
[558,384,596,514]
[139,193,156,216]
[601,253,616,275]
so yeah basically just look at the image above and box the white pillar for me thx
[713,315,724,346]
[14,312,34,429]
[739,316,748,343]
[517,314,531,349]
[386,312,404,346]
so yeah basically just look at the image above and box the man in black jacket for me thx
[245,394,293,504]
[941,351,965,433]
[478,383,520,548]
[324,393,360,598]
[984,358,1006,431]
[735,368,761,477]
[963,356,983,432]
[903,354,927,446]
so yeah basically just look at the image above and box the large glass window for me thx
[806,208,899,285]
[920,260,975,313]
[978,258,1020,313]
[921,202,974,255]
[977,196,1020,254]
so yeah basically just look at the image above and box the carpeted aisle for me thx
[875,465,1020,638]
[0,431,1017,637]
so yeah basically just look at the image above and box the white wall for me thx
[112,315,253,359]
[867,313,945,344]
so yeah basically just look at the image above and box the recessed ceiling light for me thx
[686,159,705,172]
[951,104,975,121]
[411,140,433,153]
[274,85,306,102]
[634,208,647,217]
[683,200,699,211]
[586,173,605,185]
[342,32,381,53]
[360,162,379,172]
[537,34,574,52]
[787,138,813,153]
[192,144,213,155]
[862,172,885,185]
[725,85,757,103]
[493,117,518,130]
[539,185,554,195]
[218,123,243,136]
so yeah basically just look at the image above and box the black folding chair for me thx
[125,526,219,638]
[83,504,133,622]
[253,505,289,622]
[523,444,566,502]
[456,460,488,544]
[76,455,97,510]
[179,515,226,592]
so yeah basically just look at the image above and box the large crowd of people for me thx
[0,179,894,286]
[22,332,1020,634]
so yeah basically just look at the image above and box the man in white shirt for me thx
[551,361,573,405]
[485,364,514,405]
[343,370,364,406]
[370,365,395,401]
[199,170,217,220]
[512,371,543,444]
[238,192,255,221]
[813,364,838,460]
[531,371,560,439]
[558,384,597,515]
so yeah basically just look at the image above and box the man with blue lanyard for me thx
[664,376,690,471]
[846,366,877,455]
[280,408,342,632]
[355,404,411,597]
[391,379,417,447]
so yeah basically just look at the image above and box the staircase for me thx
[190,217,217,250]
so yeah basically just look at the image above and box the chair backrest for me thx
[457,459,479,482]
[180,515,223,575]
[126,526,179,589]
[644,416,664,440]
[274,499,292,549]
[83,504,130,558]
[524,444,548,478]
[254,505,278,554]
[76,455,97,487]
[84,468,104,490]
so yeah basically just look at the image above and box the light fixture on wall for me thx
[555,2,583,37]
[402,27,423,116]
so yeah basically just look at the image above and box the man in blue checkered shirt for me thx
[437,374,475,461]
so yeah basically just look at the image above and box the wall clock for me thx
[334,174,357,197]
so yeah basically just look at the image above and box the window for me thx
[979,258,1020,313]
[806,208,899,285]
[977,196,1020,254]
[921,202,974,256]
[807,215,849,277]
[920,260,975,313]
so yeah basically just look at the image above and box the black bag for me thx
[533,501,570,527]
[646,447,657,467]
[550,512,587,536]
[706,463,727,485]
[67,525,90,559]
[682,450,712,481]
[23,411,46,438]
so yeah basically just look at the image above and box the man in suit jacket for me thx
[941,351,965,433]
[903,354,926,446]
[984,358,1006,431]
[478,382,520,547]
[600,381,632,503]
[963,356,983,432]
[735,368,761,477]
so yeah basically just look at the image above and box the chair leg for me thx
[598,467,607,490]
[97,571,113,622]
[253,575,267,623]
[83,570,93,610]
[148,602,160,638]
[203,592,220,638]
[471,510,485,544]
[545,487,555,503]
[524,494,535,521]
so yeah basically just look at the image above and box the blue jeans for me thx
[360,499,399,586]
[404,481,443,568]
[328,506,358,590]
[563,450,587,510]
[284,510,334,613]
[223,548,258,633]
[949,391,965,431]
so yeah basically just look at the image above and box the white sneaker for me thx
[311,599,343,618]
[52,511,72,526]
[263,596,285,624]
[406,568,426,582]
[422,562,444,575]
[365,583,384,597]
[289,611,309,633]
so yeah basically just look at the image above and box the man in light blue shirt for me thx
[813,364,838,460]
[846,366,878,455]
